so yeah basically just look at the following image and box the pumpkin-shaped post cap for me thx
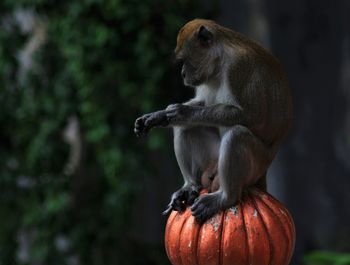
[165,188,295,265]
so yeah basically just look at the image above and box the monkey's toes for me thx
[191,205,217,224]
[173,199,186,211]
[163,199,186,216]
[187,189,200,205]
[162,205,173,216]
[191,194,221,223]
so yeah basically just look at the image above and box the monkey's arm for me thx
[134,103,247,136]
[183,99,205,107]
[166,99,204,110]
[134,110,169,137]
[167,103,247,127]
[134,100,205,137]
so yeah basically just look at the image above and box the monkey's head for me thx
[175,19,223,87]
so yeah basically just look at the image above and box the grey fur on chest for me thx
[195,79,241,137]
[195,78,240,108]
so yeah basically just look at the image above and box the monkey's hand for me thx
[134,110,169,137]
[165,103,194,124]
[191,191,237,224]
[163,185,200,216]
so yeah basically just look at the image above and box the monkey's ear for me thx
[197,25,213,45]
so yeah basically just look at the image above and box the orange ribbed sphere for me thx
[165,188,295,265]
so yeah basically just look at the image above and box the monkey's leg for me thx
[191,125,273,223]
[255,172,267,191]
[164,126,220,214]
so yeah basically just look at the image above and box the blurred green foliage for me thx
[0,1,209,264]
[304,251,350,265]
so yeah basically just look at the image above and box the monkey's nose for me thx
[181,69,186,78]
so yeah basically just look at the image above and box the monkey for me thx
[134,19,293,224]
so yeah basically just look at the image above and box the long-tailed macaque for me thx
[134,19,293,223]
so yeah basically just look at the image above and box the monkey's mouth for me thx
[183,77,202,87]
[182,64,203,87]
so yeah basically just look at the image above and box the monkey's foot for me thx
[191,191,235,224]
[163,185,200,215]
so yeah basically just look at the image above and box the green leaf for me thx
[304,251,350,265]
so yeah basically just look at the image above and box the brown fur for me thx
[175,19,217,54]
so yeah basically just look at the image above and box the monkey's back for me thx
[223,29,293,146]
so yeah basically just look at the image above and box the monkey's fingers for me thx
[134,127,146,138]
[134,126,149,137]
[165,113,176,124]
[166,103,181,111]
[165,108,181,122]
[134,125,146,137]
[134,116,150,137]
[187,189,200,205]
[173,198,186,212]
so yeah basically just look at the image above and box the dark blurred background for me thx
[0,0,349,264]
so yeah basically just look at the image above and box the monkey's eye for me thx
[177,58,184,64]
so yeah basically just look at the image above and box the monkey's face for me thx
[175,23,221,87]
